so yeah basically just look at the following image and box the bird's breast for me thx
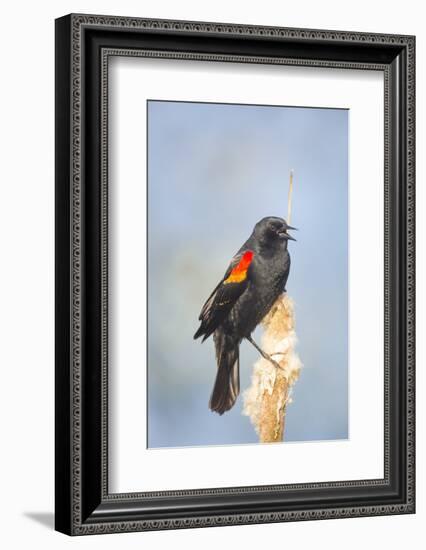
[225,248,290,338]
[251,250,290,288]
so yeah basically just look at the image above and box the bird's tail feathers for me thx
[209,331,240,415]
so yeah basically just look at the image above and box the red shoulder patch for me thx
[224,250,254,284]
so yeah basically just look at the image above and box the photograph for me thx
[147,99,349,448]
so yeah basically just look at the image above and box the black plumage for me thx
[194,216,296,414]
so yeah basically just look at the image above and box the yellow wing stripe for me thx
[224,271,247,284]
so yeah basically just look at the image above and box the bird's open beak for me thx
[278,225,297,241]
[285,225,297,241]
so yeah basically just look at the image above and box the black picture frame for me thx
[55,13,415,535]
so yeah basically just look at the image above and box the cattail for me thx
[242,294,301,442]
[243,171,302,442]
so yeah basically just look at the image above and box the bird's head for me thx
[253,216,297,245]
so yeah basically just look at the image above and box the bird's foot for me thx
[262,352,285,372]
[246,336,285,372]
[271,351,286,358]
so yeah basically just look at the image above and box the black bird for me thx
[194,216,296,415]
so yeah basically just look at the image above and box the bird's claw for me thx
[269,357,285,372]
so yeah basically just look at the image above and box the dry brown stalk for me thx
[243,294,302,442]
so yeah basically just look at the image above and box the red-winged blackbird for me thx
[194,216,296,414]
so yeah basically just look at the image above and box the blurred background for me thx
[147,100,348,448]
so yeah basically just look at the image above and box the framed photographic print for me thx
[55,14,415,535]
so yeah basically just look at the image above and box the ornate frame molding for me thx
[55,14,415,535]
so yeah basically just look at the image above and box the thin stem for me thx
[287,169,294,225]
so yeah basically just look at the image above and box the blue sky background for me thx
[147,100,348,448]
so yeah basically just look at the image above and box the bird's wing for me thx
[194,250,254,341]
